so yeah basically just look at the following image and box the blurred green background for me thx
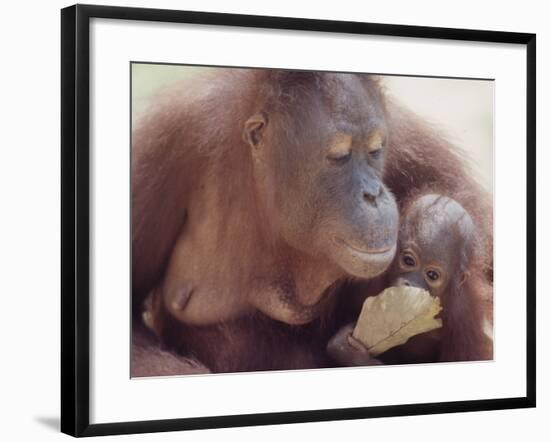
[132,64,494,194]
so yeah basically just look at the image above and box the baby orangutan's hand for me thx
[327,323,383,367]
[142,289,163,337]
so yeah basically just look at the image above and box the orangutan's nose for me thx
[363,183,381,205]
[394,277,411,287]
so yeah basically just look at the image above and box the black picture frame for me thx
[61,3,536,437]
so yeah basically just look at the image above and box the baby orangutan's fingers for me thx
[327,323,383,367]
[169,282,194,313]
[142,289,160,335]
[347,333,369,354]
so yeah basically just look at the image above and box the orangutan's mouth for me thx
[334,237,394,255]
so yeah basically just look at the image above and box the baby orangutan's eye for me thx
[402,253,416,268]
[426,269,440,281]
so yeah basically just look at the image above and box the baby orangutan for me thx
[327,193,493,366]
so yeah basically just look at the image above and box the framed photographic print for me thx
[61,4,536,437]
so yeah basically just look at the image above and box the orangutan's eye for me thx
[327,133,352,165]
[426,269,440,281]
[327,151,351,164]
[402,254,416,268]
[368,144,383,160]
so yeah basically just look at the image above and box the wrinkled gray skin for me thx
[252,74,400,279]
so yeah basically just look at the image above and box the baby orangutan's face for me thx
[390,194,476,298]
[391,248,449,297]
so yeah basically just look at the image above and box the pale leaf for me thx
[352,286,443,356]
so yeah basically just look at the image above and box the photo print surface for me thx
[130,64,494,377]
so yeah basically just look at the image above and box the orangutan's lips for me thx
[334,237,394,255]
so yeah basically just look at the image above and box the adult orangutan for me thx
[131,68,492,375]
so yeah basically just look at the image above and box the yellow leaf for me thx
[352,286,443,356]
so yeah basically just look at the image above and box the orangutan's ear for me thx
[459,270,470,287]
[243,113,268,149]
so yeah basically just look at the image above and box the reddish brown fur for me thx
[132,69,251,308]
[132,324,210,377]
[439,272,493,362]
[131,69,493,375]
[158,311,334,373]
